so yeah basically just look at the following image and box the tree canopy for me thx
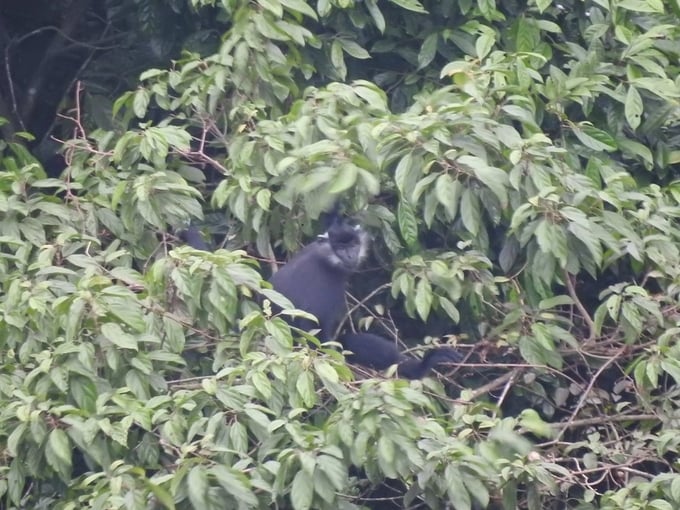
[2,0,680,509]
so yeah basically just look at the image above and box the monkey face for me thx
[319,222,369,273]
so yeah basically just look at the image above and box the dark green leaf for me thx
[418,33,438,69]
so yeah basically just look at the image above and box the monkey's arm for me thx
[339,332,462,379]
[397,347,462,379]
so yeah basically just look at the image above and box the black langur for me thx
[269,217,368,343]
[178,225,210,251]
[270,217,462,379]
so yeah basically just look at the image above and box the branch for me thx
[555,346,626,441]
[547,413,659,430]
[335,283,392,339]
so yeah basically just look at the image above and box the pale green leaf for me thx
[460,187,481,235]
[280,0,318,19]
[475,31,495,60]
[625,85,643,130]
[415,278,433,321]
[388,0,428,13]
[572,124,617,152]
[365,0,386,32]
[435,174,462,219]
[188,467,209,509]
[211,465,258,505]
[101,323,139,351]
[291,470,314,510]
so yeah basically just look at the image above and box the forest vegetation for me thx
[2,0,680,508]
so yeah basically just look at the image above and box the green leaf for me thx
[394,152,416,194]
[101,322,139,351]
[617,138,654,169]
[660,360,680,385]
[188,466,209,509]
[398,199,419,249]
[475,30,495,60]
[671,477,680,502]
[502,480,518,510]
[365,0,386,32]
[6,424,26,457]
[258,0,283,16]
[527,484,541,510]
[439,296,460,323]
[519,409,553,438]
[338,39,371,59]
[211,465,258,505]
[445,465,471,510]
[535,0,552,13]
[317,455,347,491]
[457,155,508,206]
[133,88,150,118]
[435,174,462,219]
[280,0,318,19]
[567,221,603,267]
[388,0,428,13]
[418,32,439,69]
[296,371,317,407]
[377,436,397,477]
[252,370,273,399]
[318,0,331,16]
[537,219,567,267]
[415,278,433,321]
[648,500,674,510]
[244,407,272,429]
[330,40,347,80]
[314,359,339,384]
[462,473,490,508]
[625,85,643,130]
[328,165,358,193]
[46,428,72,479]
[291,470,314,510]
[538,295,574,309]
[460,187,481,235]
[618,0,664,13]
[572,124,617,152]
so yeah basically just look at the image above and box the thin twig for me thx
[334,283,392,340]
[463,368,522,400]
[555,346,626,441]
[545,413,658,430]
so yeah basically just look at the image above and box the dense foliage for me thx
[2,0,680,508]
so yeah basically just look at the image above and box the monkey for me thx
[269,215,462,379]
[177,225,210,250]
[181,215,460,508]
[268,217,368,342]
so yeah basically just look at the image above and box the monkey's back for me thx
[269,240,349,341]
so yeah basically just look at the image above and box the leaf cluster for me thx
[4,0,680,508]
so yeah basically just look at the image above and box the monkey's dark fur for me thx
[269,217,461,379]
[341,332,461,379]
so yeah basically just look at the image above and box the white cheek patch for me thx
[318,222,370,271]
[356,231,369,263]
